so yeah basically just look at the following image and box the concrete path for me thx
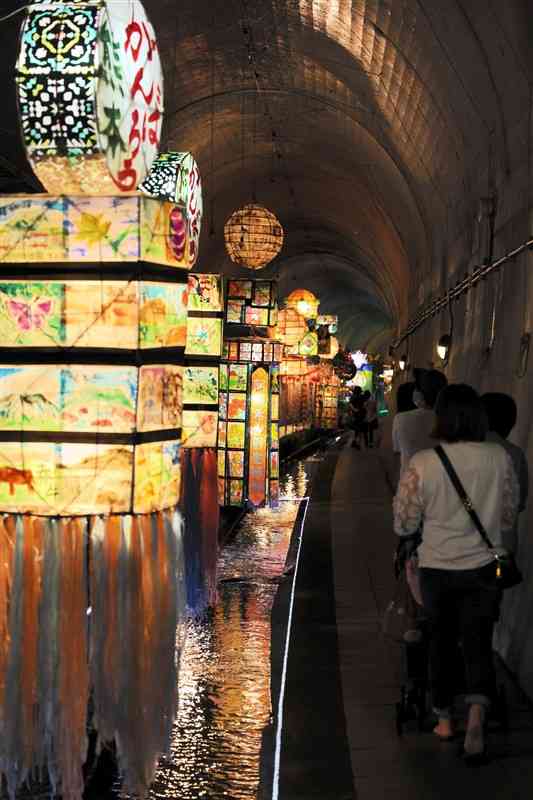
[331,442,533,799]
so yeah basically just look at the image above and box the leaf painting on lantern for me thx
[134,440,181,513]
[187,274,222,312]
[67,197,139,260]
[228,364,248,391]
[227,393,247,420]
[138,365,183,432]
[181,410,217,448]
[0,442,133,515]
[140,281,188,348]
[185,317,222,357]
[0,282,64,346]
[183,366,218,405]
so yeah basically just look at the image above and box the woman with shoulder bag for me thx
[393,384,520,763]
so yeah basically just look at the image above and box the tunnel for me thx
[1,0,533,797]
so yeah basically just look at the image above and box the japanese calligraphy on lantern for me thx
[16,0,164,194]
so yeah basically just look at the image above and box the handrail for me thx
[392,237,533,349]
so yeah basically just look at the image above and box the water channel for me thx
[117,455,317,800]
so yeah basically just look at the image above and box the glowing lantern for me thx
[286,289,320,320]
[16,0,164,194]
[139,152,202,267]
[224,204,284,269]
[218,354,279,508]
[276,308,308,347]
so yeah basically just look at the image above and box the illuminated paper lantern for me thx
[224,204,283,269]
[286,288,320,320]
[225,278,278,326]
[218,344,280,507]
[276,308,307,347]
[16,0,164,195]
[0,194,196,270]
[139,152,202,268]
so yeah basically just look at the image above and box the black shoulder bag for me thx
[434,445,522,590]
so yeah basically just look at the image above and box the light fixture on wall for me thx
[398,354,408,371]
[437,334,451,363]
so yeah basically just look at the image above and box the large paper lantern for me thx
[224,204,283,269]
[139,152,202,267]
[286,288,320,320]
[276,308,307,347]
[16,0,164,194]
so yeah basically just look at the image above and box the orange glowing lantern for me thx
[285,289,320,320]
[276,308,308,348]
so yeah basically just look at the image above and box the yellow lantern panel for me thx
[275,308,308,347]
[133,441,181,514]
[286,289,320,320]
[0,196,198,270]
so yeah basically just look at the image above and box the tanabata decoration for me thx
[139,152,202,268]
[224,204,283,269]
[275,308,307,347]
[223,338,284,364]
[317,314,338,334]
[225,278,278,327]
[285,288,320,320]
[0,194,199,270]
[218,354,280,508]
[16,0,164,195]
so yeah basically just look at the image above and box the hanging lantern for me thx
[286,289,320,320]
[224,204,284,269]
[139,152,202,267]
[276,308,308,347]
[16,0,164,195]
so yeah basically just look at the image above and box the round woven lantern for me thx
[286,289,319,320]
[276,308,308,347]
[224,204,284,269]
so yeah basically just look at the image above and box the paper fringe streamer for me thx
[0,508,186,800]
[180,449,219,613]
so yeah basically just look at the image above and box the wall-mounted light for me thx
[398,354,408,371]
[437,334,451,362]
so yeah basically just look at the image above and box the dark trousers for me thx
[419,566,501,714]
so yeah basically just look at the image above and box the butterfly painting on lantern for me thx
[0,283,64,346]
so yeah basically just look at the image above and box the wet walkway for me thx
[272,438,533,799]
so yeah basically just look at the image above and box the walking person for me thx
[362,390,378,448]
[393,384,519,762]
[392,369,448,477]
[349,386,366,449]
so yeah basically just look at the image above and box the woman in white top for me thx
[393,384,519,762]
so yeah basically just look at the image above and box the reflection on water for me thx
[119,463,309,800]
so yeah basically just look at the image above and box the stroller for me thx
[391,536,508,737]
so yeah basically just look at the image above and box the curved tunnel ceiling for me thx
[0,1,530,349]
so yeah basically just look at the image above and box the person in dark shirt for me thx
[349,386,366,449]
